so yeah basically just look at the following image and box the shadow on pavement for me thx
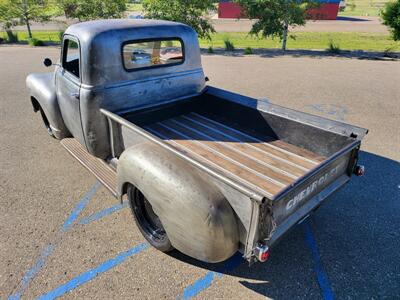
[201,48,400,61]
[336,16,371,22]
[168,151,400,298]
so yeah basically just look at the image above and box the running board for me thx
[61,138,117,197]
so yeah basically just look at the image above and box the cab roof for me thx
[65,19,191,42]
[62,19,202,87]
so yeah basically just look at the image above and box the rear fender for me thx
[117,142,239,263]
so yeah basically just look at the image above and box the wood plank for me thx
[188,113,322,168]
[270,140,325,163]
[171,116,303,180]
[163,118,295,186]
[144,112,326,199]
[180,114,311,175]
[147,123,284,197]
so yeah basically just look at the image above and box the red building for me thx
[218,0,340,20]
[218,0,243,19]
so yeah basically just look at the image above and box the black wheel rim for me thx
[130,188,167,243]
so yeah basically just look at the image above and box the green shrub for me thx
[327,40,341,54]
[381,0,400,41]
[58,30,65,42]
[244,47,253,55]
[223,38,235,51]
[207,46,214,53]
[383,46,397,57]
[28,38,44,46]
[0,37,4,44]
[348,1,356,12]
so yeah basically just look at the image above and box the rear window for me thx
[122,39,184,70]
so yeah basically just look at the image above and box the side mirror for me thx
[43,58,52,67]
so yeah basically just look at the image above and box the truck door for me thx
[56,36,86,147]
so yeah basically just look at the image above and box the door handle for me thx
[70,92,80,100]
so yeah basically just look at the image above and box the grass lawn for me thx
[126,3,143,12]
[0,31,62,43]
[200,32,400,52]
[338,0,389,17]
[2,30,399,52]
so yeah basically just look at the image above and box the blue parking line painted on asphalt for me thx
[182,272,216,299]
[303,222,335,300]
[181,252,243,299]
[37,243,149,300]
[8,182,101,300]
[62,182,102,231]
[78,202,129,225]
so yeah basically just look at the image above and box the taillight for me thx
[254,243,270,262]
[354,165,365,176]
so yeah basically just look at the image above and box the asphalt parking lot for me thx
[0,46,399,299]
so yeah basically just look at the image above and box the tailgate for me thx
[263,141,360,245]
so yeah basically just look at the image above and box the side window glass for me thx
[63,38,80,78]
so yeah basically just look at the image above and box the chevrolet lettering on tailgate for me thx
[286,163,343,211]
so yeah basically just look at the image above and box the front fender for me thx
[117,142,239,263]
[26,72,70,139]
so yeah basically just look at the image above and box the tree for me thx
[1,0,56,39]
[0,0,12,29]
[381,0,400,41]
[57,0,127,21]
[0,0,16,41]
[142,0,215,39]
[236,0,317,51]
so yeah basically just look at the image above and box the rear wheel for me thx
[127,185,174,252]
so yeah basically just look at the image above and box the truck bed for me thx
[144,112,326,199]
[112,87,364,202]
[98,87,366,258]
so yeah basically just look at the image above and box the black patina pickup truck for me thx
[26,19,367,264]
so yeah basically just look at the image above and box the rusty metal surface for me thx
[60,138,117,196]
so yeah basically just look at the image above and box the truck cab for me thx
[27,19,205,158]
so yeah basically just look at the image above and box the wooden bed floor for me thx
[145,112,326,198]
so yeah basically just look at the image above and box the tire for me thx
[39,108,55,138]
[127,185,174,252]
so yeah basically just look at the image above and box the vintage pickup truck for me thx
[26,19,367,264]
